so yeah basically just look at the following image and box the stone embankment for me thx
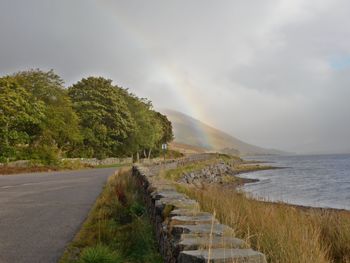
[179,162,233,184]
[133,155,267,263]
[178,160,259,186]
[63,157,132,166]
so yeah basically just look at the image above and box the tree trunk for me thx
[137,152,140,163]
[148,148,152,159]
[143,149,147,158]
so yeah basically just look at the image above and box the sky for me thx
[1,0,350,154]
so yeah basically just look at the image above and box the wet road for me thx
[0,168,116,263]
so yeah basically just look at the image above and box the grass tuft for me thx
[79,244,121,263]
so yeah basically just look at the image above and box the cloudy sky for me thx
[1,0,350,154]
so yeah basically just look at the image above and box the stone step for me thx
[177,234,245,251]
[170,214,218,225]
[171,224,234,239]
[155,197,199,210]
[178,248,267,263]
[170,209,209,217]
[151,190,187,200]
[155,198,199,219]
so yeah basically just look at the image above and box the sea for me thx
[237,154,350,211]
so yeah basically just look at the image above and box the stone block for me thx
[170,214,218,225]
[178,234,245,251]
[171,224,234,239]
[170,209,209,217]
[178,248,267,263]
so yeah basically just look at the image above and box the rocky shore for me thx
[177,161,268,186]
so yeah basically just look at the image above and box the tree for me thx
[1,69,174,163]
[155,112,174,144]
[118,89,164,159]
[13,69,82,157]
[0,76,45,162]
[68,77,135,159]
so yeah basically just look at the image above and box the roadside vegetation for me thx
[59,168,162,263]
[164,157,350,263]
[0,69,173,165]
[0,159,90,175]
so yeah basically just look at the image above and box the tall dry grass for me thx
[179,184,350,263]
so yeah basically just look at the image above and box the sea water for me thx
[238,154,350,210]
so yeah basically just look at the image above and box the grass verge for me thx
[59,168,162,263]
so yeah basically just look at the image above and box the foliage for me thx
[0,76,45,162]
[14,69,82,157]
[155,111,174,143]
[0,69,174,163]
[118,89,165,158]
[68,77,135,159]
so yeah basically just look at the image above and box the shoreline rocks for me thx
[178,161,259,186]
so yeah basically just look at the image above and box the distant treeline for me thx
[0,69,173,164]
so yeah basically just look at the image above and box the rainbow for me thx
[99,1,214,149]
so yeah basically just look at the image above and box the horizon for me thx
[1,0,350,154]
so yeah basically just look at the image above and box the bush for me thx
[22,144,60,165]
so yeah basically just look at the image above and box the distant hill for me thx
[164,109,284,156]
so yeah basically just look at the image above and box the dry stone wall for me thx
[1,157,132,167]
[63,157,132,166]
[133,161,267,263]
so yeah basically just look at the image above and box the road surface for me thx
[0,168,117,263]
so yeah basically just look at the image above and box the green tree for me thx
[68,77,135,159]
[13,69,82,157]
[155,112,174,144]
[118,89,164,160]
[0,76,45,162]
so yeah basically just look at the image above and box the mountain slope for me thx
[164,109,283,155]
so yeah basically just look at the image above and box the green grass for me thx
[78,245,121,263]
[59,168,162,263]
[233,163,277,174]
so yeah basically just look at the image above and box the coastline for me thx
[234,165,350,214]
[171,155,350,262]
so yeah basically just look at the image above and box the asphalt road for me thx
[0,168,117,263]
